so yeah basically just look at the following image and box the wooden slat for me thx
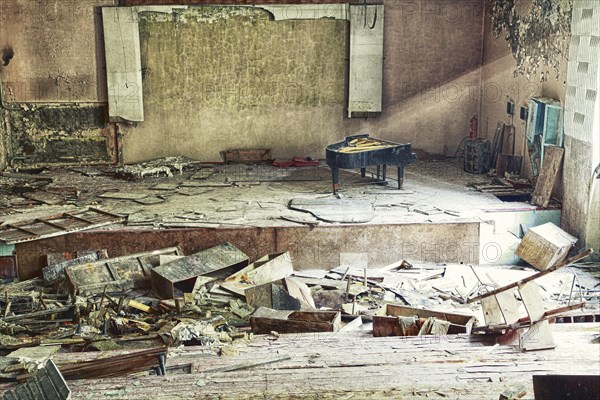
[35,219,68,230]
[4,224,39,236]
[0,208,125,244]
[63,213,95,224]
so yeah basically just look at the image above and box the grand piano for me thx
[326,134,417,194]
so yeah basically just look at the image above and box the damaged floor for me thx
[0,159,598,399]
[0,159,529,228]
[57,324,600,400]
[0,159,557,267]
[0,239,597,399]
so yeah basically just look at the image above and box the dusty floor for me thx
[1,160,510,227]
[1,159,558,266]
[50,323,600,399]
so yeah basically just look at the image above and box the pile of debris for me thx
[0,224,597,396]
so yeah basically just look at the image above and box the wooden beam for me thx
[467,249,594,304]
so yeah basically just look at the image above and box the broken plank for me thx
[0,208,124,245]
[65,247,181,295]
[250,307,341,334]
[220,252,292,297]
[531,146,564,207]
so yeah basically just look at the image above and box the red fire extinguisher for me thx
[469,115,478,141]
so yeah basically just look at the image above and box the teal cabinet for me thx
[526,97,564,175]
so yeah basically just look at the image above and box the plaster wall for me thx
[0,0,116,166]
[120,1,484,163]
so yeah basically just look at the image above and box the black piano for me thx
[326,134,417,194]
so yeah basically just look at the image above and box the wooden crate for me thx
[516,222,577,270]
[250,307,341,334]
[372,304,475,337]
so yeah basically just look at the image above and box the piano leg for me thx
[376,165,381,180]
[332,167,340,194]
[360,167,366,178]
[397,164,405,189]
[382,164,387,182]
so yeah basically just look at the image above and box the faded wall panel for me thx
[348,4,384,117]
[103,7,144,122]
[122,6,346,162]
[480,0,570,189]
[5,104,114,164]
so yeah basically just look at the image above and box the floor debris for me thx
[0,235,597,397]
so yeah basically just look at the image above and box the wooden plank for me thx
[382,304,474,326]
[245,281,301,311]
[531,146,564,207]
[481,296,504,326]
[53,347,167,381]
[339,316,363,332]
[494,289,521,325]
[0,208,124,245]
[372,316,403,337]
[220,252,292,297]
[518,282,555,351]
[151,243,248,299]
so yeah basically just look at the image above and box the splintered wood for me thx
[468,249,594,351]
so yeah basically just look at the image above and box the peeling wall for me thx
[482,0,598,254]
[121,1,484,163]
[4,105,114,164]
[0,0,115,166]
[0,1,484,166]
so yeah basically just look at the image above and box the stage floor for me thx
[2,160,560,271]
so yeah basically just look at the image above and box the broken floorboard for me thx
[0,208,124,245]
[36,323,600,400]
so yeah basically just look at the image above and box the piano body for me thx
[325,134,417,194]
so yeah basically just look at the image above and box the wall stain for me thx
[487,0,572,80]
[7,104,112,164]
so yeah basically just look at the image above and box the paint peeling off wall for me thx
[6,104,113,165]
[487,0,573,79]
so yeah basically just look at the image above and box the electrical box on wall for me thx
[520,106,528,121]
[507,101,515,115]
